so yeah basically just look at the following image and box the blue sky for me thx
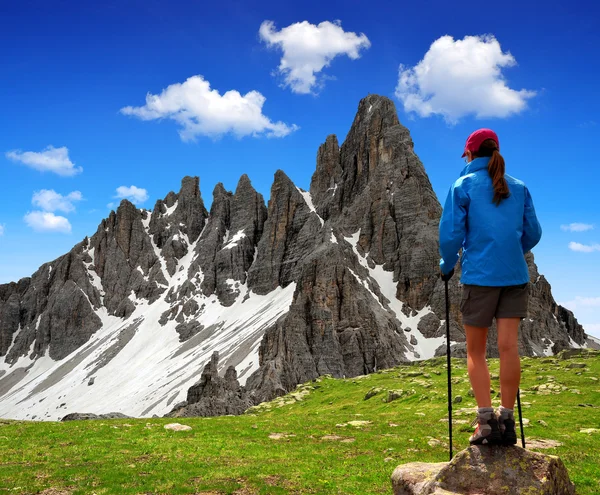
[1,0,599,337]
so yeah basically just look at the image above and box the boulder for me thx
[391,445,575,495]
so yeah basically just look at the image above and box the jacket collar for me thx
[460,156,490,177]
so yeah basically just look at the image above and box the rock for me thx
[527,438,562,449]
[167,351,254,418]
[164,423,192,431]
[537,419,548,427]
[61,412,130,421]
[453,396,462,404]
[346,420,372,428]
[580,428,600,434]
[391,445,575,494]
[88,377,95,386]
[567,363,587,368]
[364,387,385,400]
[268,432,295,440]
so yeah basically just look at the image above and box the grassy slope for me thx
[1,351,599,495]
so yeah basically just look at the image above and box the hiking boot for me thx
[498,407,517,446]
[469,408,501,446]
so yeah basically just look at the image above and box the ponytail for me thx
[473,139,510,206]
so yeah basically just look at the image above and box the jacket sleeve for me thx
[439,180,469,275]
[522,186,542,253]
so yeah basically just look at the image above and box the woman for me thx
[438,128,542,446]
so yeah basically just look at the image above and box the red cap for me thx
[461,128,500,157]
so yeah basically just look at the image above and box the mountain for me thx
[0,95,590,420]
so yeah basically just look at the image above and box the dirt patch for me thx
[38,488,73,495]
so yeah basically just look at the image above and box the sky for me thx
[1,0,599,337]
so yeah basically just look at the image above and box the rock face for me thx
[61,412,131,421]
[166,351,253,417]
[0,94,591,420]
[391,445,575,495]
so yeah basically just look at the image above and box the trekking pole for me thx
[516,388,526,448]
[444,279,453,461]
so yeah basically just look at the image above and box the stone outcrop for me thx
[61,412,131,421]
[391,445,575,494]
[166,351,253,417]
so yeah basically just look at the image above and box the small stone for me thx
[347,420,372,428]
[467,389,475,397]
[364,387,384,400]
[427,438,442,447]
[322,435,344,441]
[567,363,586,369]
[384,457,395,462]
[580,428,600,434]
[164,423,192,432]
[526,438,562,449]
[453,396,463,404]
[538,420,548,427]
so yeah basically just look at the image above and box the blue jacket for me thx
[439,157,542,286]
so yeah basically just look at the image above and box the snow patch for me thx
[223,230,246,250]
[296,187,324,227]
[164,201,178,217]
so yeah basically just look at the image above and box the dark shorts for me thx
[460,283,529,328]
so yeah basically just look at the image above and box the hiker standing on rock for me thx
[438,129,542,446]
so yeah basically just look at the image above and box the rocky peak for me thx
[172,176,209,243]
[247,170,322,295]
[166,351,254,418]
[310,134,342,220]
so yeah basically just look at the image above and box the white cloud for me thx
[120,75,297,141]
[395,35,536,123]
[561,223,594,232]
[560,296,600,311]
[6,146,82,176]
[0,224,4,236]
[32,189,83,213]
[568,242,600,253]
[115,185,149,205]
[259,20,371,94]
[24,211,71,234]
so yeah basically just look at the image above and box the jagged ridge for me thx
[0,95,589,420]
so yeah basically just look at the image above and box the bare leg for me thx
[465,324,491,408]
[496,318,521,409]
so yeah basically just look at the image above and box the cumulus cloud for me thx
[395,35,536,123]
[6,146,82,176]
[32,190,83,213]
[120,75,297,141]
[568,242,600,253]
[561,223,594,232]
[259,20,371,94]
[24,211,71,233]
[115,185,149,205]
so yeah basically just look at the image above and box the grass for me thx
[1,350,599,494]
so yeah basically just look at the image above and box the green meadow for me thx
[1,350,599,495]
